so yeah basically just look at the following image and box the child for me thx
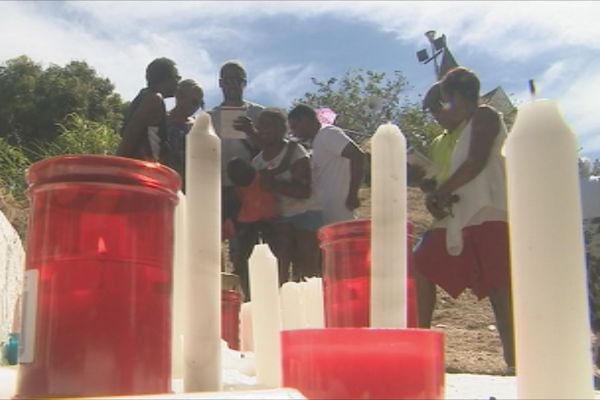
[252,109,323,286]
[226,157,278,300]
[228,157,277,225]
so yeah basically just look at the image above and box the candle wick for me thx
[528,79,536,101]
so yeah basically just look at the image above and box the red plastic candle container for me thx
[282,328,444,399]
[221,272,242,351]
[318,219,417,327]
[15,155,180,398]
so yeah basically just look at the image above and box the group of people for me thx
[117,58,600,377]
[412,67,600,379]
[117,57,365,300]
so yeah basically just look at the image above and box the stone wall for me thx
[0,210,24,341]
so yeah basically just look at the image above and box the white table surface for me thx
[2,366,599,399]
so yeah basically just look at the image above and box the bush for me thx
[34,113,120,158]
[0,138,30,204]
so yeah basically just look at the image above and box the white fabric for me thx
[252,142,317,217]
[209,101,264,187]
[310,125,356,225]
[445,117,508,255]
[580,176,600,220]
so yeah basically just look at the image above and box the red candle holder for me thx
[282,328,444,399]
[15,155,180,398]
[221,273,242,350]
[319,219,418,327]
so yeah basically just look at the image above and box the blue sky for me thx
[1,1,599,159]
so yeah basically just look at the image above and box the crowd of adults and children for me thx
[118,58,599,378]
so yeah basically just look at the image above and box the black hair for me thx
[288,104,318,121]
[146,57,177,87]
[227,157,255,187]
[220,60,247,80]
[440,67,480,104]
[259,108,288,132]
[422,82,443,111]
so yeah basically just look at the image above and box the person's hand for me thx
[435,189,459,211]
[419,178,437,194]
[345,192,360,211]
[425,193,449,220]
[233,116,255,136]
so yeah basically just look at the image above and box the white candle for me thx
[249,244,282,388]
[370,123,407,328]
[280,282,306,330]
[184,112,222,392]
[171,191,187,379]
[302,278,325,328]
[239,302,254,352]
[504,99,593,399]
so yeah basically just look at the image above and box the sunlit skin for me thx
[117,60,181,160]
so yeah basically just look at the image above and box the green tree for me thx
[579,157,600,178]
[35,113,120,158]
[294,68,442,153]
[0,55,124,146]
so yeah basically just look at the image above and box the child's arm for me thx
[261,156,311,199]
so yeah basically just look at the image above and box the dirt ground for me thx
[358,187,507,376]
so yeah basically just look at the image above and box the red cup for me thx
[221,289,242,350]
[16,155,180,398]
[282,328,444,399]
[319,219,418,327]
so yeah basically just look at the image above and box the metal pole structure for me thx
[425,30,440,80]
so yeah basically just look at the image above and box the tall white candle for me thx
[239,302,254,352]
[303,278,325,328]
[280,282,305,330]
[171,191,187,379]
[249,244,282,388]
[184,112,222,392]
[370,123,407,328]
[504,99,593,399]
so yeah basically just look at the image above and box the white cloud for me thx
[247,63,320,107]
[0,2,217,100]
[1,0,599,158]
[334,1,600,62]
[507,57,600,158]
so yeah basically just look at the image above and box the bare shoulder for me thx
[138,91,164,113]
[474,104,501,124]
[472,105,501,135]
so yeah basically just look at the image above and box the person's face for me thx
[288,117,314,141]
[163,68,181,98]
[176,87,204,117]
[428,103,455,131]
[219,66,246,101]
[256,114,286,146]
[441,89,468,123]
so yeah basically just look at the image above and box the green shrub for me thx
[35,113,120,157]
[0,138,30,204]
